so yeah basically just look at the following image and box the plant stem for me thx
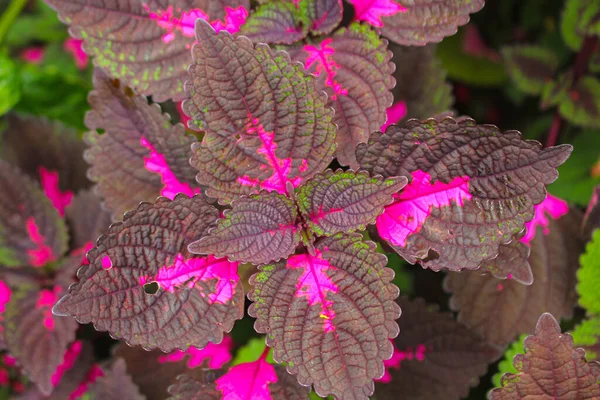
[0,0,28,45]
[545,112,562,147]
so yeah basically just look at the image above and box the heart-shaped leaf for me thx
[248,233,400,399]
[290,23,395,168]
[3,284,78,395]
[184,20,336,203]
[374,297,501,400]
[0,160,68,267]
[502,45,559,95]
[44,0,249,101]
[356,117,572,271]
[444,205,582,346]
[490,313,600,399]
[297,169,407,236]
[189,191,300,265]
[240,1,309,45]
[85,69,199,218]
[53,194,244,352]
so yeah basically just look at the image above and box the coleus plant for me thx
[2,0,600,399]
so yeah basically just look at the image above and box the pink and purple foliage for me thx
[64,38,88,70]
[39,166,74,216]
[26,217,56,267]
[158,336,233,368]
[69,364,104,400]
[520,194,569,245]
[0,280,10,314]
[381,100,407,131]
[377,170,472,247]
[348,0,406,27]
[51,340,82,387]
[377,341,428,383]
[215,347,278,399]
[140,137,200,200]
[304,39,348,100]
[36,285,61,331]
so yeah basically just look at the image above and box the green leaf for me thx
[0,51,20,117]
[558,75,600,128]
[492,334,526,388]
[4,0,66,47]
[578,229,600,315]
[231,337,274,366]
[502,45,559,95]
[561,0,600,51]
[540,71,573,109]
[571,317,600,360]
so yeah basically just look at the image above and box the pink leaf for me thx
[26,217,57,267]
[20,47,45,64]
[377,341,428,383]
[521,194,568,245]
[64,38,88,70]
[215,348,278,400]
[381,101,407,131]
[0,280,11,314]
[51,341,83,387]
[158,336,233,369]
[39,166,74,216]
[36,285,62,332]
[377,170,471,247]
[348,0,406,27]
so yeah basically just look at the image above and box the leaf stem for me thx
[545,112,562,147]
[0,0,28,45]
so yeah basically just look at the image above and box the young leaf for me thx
[43,0,249,101]
[304,0,343,35]
[480,240,533,285]
[350,0,486,46]
[291,23,395,168]
[578,229,600,315]
[248,233,400,399]
[558,75,600,128]
[490,313,600,399]
[0,160,68,267]
[52,195,244,352]
[85,69,199,218]
[240,2,309,45]
[188,191,301,265]
[561,0,600,50]
[374,297,501,400]
[184,20,336,203]
[296,169,407,236]
[502,45,559,95]
[3,284,78,395]
[82,359,143,400]
[356,118,572,271]
[389,43,453,120]
[444,207,582,346]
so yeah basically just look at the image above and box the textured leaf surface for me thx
[297,170,407,236]
[356,118,572,271]
[578,229,600,315]
[366,0,486,46]
[249,233,400,400]
[83,359,144,400]
[66,189,112,249]
[491,334,526,388]
[85,70,198,218]
[558,75,600,128]
[374,297,501,400]
[1,114,89,193]
[502,46,559,95]
[52,195,244,352]
[445,207,582,346]
[240,2,308,45]
[185,20,336,203]
[43,0,248,101]
[304,0,342,35]
[166,373,226,400]
[189,191,300,265]
[389,43,453,120]
[0,160,67,267]
[490,313,600,399]
[290,23,395,168]
[3,284,78,395]
[480,240,533,285]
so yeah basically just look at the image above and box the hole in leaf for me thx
[421,249,440,263]
[95,128,106,135]
[143,281,160,295]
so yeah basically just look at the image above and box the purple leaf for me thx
[248,233,400,399]
[444,206,582,346]
[293,23,395,168]
[52,195,244,352]
[43,0,248,101]
[353,0,486,46]
[84,69,199,218]
[65,189,112,250]
[240,2,309,45]
[38,167,74,217]
[374,297,502,400]
[480,240,533,285]
[0,160,68,267]
[189,191,300,265]
[0,115,90,193]
[3,284,78,395]
[490,313,600,399]
[304,0,343,35]
[297,169,407,236]
[115,337,232,400]
[184,20,336,203]
[356,118,572,271]
[81,359,144,399]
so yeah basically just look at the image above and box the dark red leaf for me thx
[240,2,308,45]
[297,169,407,236]
[81,359,143,399]
[480,240,533,285]
[66,189,112,249]
[184,20,336,203]
[52,194,244,352]
[356,118,572,271]
[374,297,502,400]
[167,373,224,400]
[490,313,600,399]
[248,233,400,399]
[304,0,343,35]
[189,191,300,265]
[85,69,200,218]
